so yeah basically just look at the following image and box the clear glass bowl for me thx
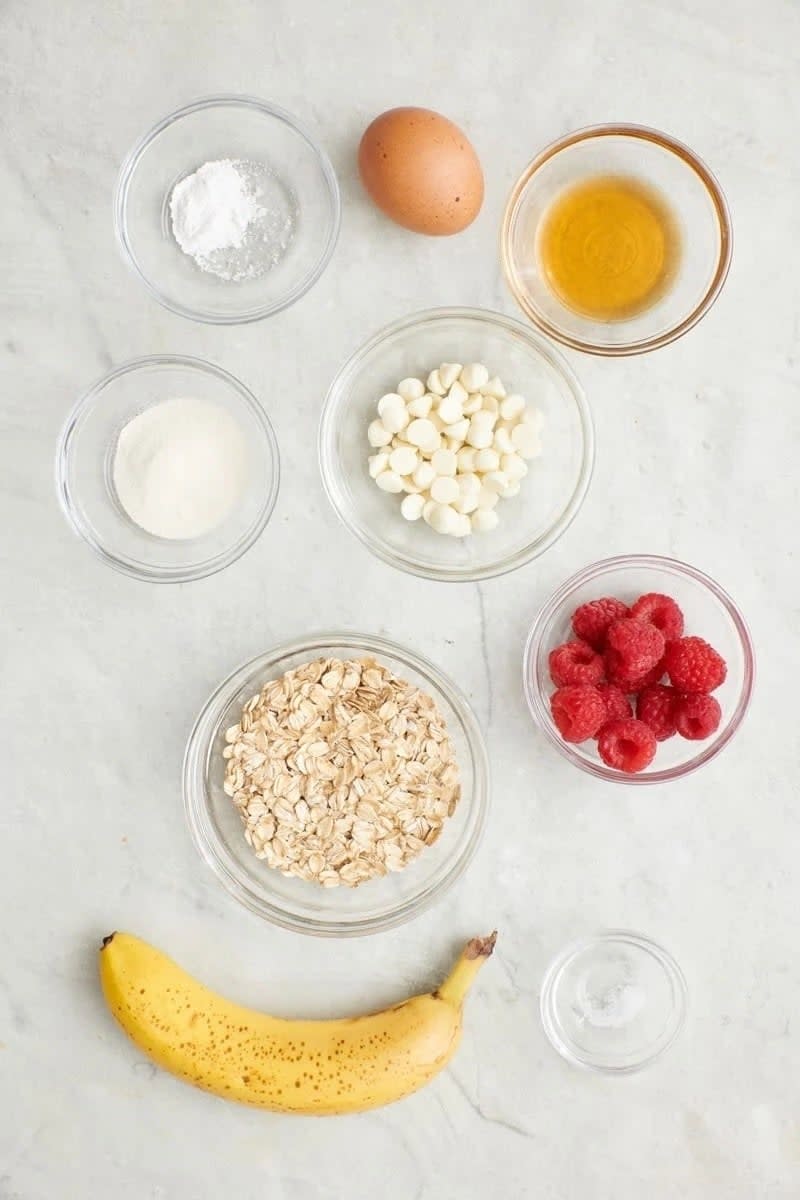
[115,95,340,324]
[523,555,755,783]
[55,355,280,583]
[540,931,688,1073]
[183,633,489,936]
[502,124,732,356]
[319,307,593,582]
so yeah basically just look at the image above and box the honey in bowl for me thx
[537,174,681,322]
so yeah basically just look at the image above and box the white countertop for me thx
[3,1,800,1196]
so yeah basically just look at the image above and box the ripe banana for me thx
[99,930,496,1115]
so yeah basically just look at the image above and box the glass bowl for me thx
[183,632,490,936]
[523,555,754,784]
[501,124,732,356]
[55,355,279,583]
[540,931,688,1073]
[115,95,340,324]
[319,307,593,582]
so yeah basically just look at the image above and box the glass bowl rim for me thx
[113,93,342,325]
[523,553,755,784]
[318,305,595,583]
[54,353,281,583]
[501,122,733,357]
[539,928,689,1074]
[182,630,491,936]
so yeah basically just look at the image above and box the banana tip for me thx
[465,931,497,960]
[101,932,117,950]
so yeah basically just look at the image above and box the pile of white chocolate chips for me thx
[367,361,544,536]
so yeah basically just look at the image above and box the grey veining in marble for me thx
[2,1,800,1196]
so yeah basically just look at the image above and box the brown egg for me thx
[358,107,483,236]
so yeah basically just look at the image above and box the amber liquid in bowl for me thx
[538,174,681,322]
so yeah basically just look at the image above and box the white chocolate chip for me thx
[500,394,526,421]
[502,480,521,498]
[426,369,447,396]
[378,393,410,433]
[437,391,464,425]
[462,393,483,415]
[397,377,425,402]
[454,474,481,514]
[407,393,433,419]
[389,446,418,476]
[460,363,489,392]
[375,470,405,494]
[481,394,499,415]
[472,508,499,532]
[406,418,440,452]
[368,419,393,448]
[412,461,436,490]
[456,446,477,473]
[458,472,482,496]
[438,362,463,390]
[477,485,499,510]
[493,427,514,455]
[444,418,470,442]
[466,412,496,448]
[481,376,507,399]
[430,476,460,505]
[454,492,479,515]
[368,452,389,478]
[474,447,500,473]
[427,503,460,534]
[482,470,510,494]
[471,408,498,431]
[501,452,527,480]
[422,499,437,524]
[400,493,425,521]
[431,448,457,477]
[451,512,472,538]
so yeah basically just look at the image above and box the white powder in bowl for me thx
[169,159,296,282]
[112,397,249,540]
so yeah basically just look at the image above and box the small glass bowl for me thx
[183,632,489,936]
[501,124,732,356]
[55,355,279,583]
[523,555,755,783]
[115,95,340,324]
[319,307,593,582]
[540,931,688,1073]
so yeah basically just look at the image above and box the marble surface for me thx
[2,1,799,1196]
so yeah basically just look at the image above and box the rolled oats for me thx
[223,656,461,887]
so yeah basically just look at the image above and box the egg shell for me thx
[358,107,484,236]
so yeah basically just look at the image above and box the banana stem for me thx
[436,932,497,1008]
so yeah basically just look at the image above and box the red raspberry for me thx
[550,685,607,743]
[595,683,633,726]
[674,693,722,740]
[597,718,657,774]
[548,640,605,688]
[636,684,679,741]
[571,597,630,650]
[665,636,727,693]
[607,658,666,693]
[630,592,685,643]
[605,618,665,683]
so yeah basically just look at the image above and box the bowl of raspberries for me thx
[524,555,755,782]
